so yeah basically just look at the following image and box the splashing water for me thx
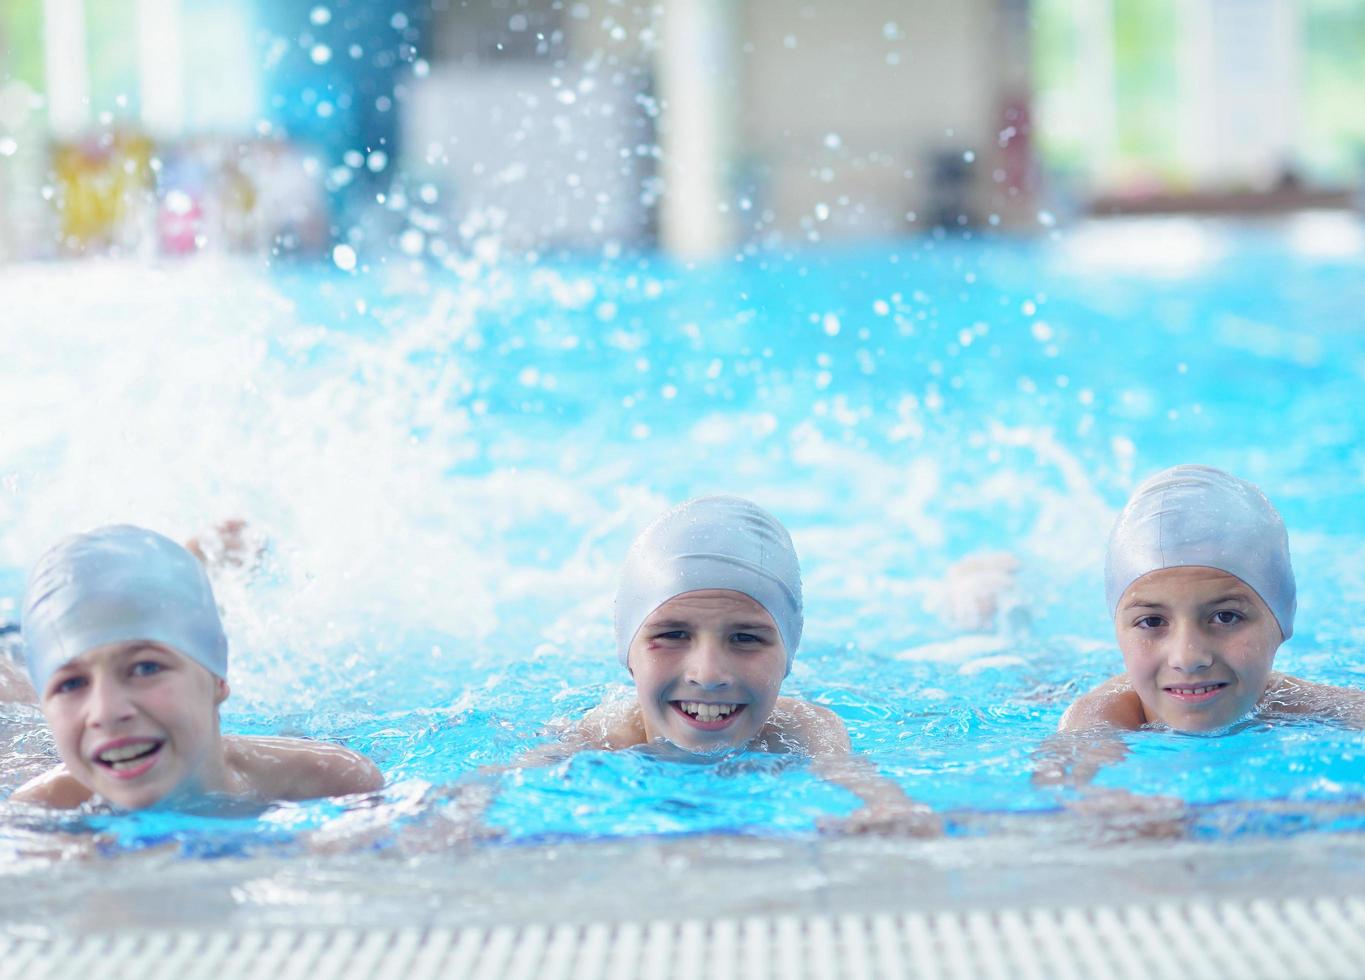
[3,218,1365,860]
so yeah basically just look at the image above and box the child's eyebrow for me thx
[1204,593,1253,606]
[644,619,694,629]
[729,623,777,632]
[1122,599,1168,610]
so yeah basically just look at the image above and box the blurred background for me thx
[1,0,1362,264]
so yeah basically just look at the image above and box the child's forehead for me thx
[1122,565,1262,603]
[646,589,776,624]
[60,639,189,670]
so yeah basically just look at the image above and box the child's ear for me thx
[214,677,230,705]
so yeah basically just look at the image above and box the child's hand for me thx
[820,800,943,837]
[1067,787,1188,840]
[184,519,267,573]
[927,551,1028,634]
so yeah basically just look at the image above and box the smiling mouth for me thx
[671,701,746,729]
[94,740,163,774]
[1163,683,1228,702]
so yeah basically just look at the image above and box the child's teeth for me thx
[98,741,158,764]
[681,702,737,721]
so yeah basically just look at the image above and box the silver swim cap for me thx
[1104,465,1296,639]
[614,495,804,674]
[22,525,229,695]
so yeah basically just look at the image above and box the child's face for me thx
[1114,565,1283,731]
[627,589,786,753]
[40,641,229,809]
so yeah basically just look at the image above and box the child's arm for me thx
[772,699,940,835]
[1031,676,1143,788]
[0,656,34,703]
[10,766,94,808]
[1057,674,1146,732]
[1263,674,1365,727]
[228,736,383,801]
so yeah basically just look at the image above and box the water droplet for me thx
[309,6,330,25]
[332,244,357,271]
[399,228,425,256]
[310,43,332,65]
[823,132,842,150]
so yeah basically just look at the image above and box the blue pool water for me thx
[2,215,1364,859]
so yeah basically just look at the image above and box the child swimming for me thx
[10,525,382,810]
[565,495,931,831]
[1060,464,1365,735]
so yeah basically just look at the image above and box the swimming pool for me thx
[1,215,1364,947]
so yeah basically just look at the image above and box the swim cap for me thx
[21,525,228,695]
[614,495,804,674]
[1104,465,1296,639]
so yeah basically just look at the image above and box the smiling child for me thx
[1060,465,1365,734]
[566,495,930,831]
[11,525,382,810]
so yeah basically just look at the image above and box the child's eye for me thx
[50,676,87,695]
[1134,615,1166,629]
[653,630,688,642]
[129,660,166,677]
[731,632,765,645]
[1211,610,1244,626]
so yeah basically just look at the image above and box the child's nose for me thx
[684,635,734,689]
[87,675,135,727]
[1166,620,1214,671]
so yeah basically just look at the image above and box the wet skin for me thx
[38,640,238,810]
[627,589,787,753]
[1116,565,1282,732]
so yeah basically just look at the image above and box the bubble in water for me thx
[309,6,330,25]
[823,133,842,150]
[822,313,840,336]
[873,299,890,316]
[0,137,16,157]
[310,44,332,65]
[419,184,439,204]
[367,150,388,173]
[332,244,357,271]
[399,229,425,256]
[962,150,975,163]
[1037,210,1056,227]
[814,203,830,221]
[391,12,408,29]
[1031,321,1053,342]
[882,21,900,39]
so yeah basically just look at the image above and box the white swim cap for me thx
[614,495,803,674]
[22,525,229,695]
[1104,465,1296,640]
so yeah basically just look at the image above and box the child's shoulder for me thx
[1059,674,1146,732]
[1262,673,1365,725]
[761,696,851,753]
[225,735,383,801]
[10,765,93,809]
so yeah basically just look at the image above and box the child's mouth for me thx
[1162,682,1228,704]
[671,701,745,730]
[94,739,164,778]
